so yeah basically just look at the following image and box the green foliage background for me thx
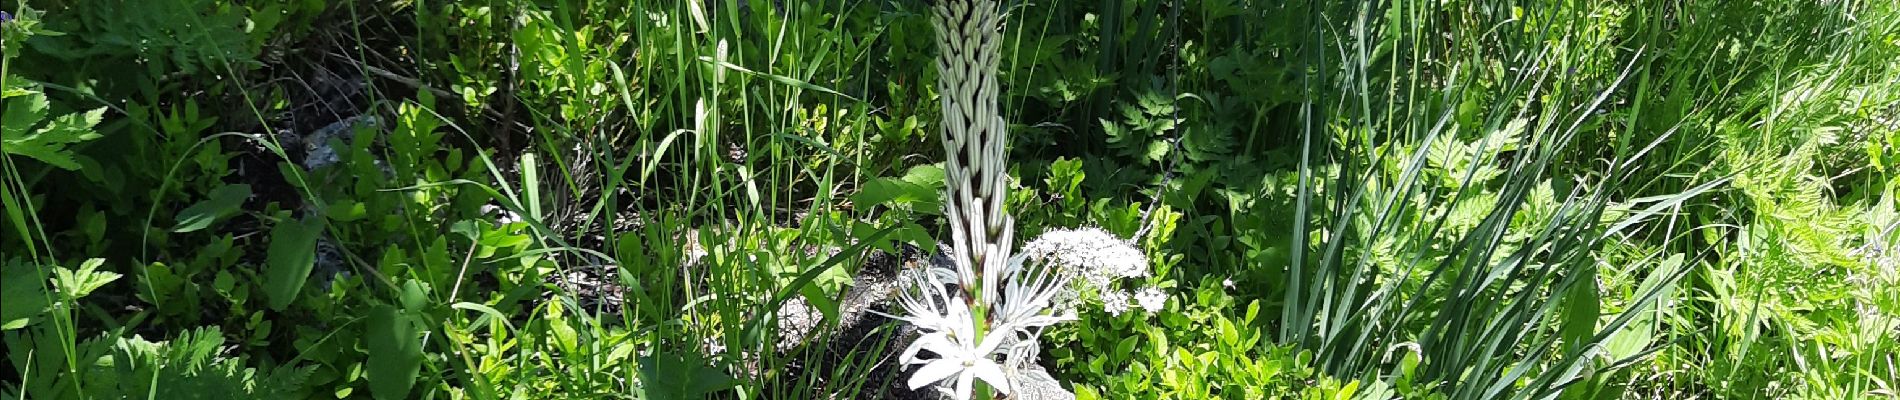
[1,0,1897,399]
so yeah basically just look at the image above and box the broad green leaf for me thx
[323,200,368,222]
[1075,385,1102,400]
[798,282,840,323]
[1218,319,1241,347]
[367,305,422,400]
[637,350,737,400]
[900,164,946,187]
[1559,271,1601,354]
[398,280,427,311]
[851,178,941,214]
[1605,254,1683,360]
[546,299,579,355]
[173,184,252,232]
[264,217,325,310]
[1333,380,1361,400]
[1244,300,1261,324]
[1115,335,1139,355]
[0,260,51,330]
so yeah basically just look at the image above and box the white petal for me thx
[919,333,963,356]
[944,300,976,339]
[903,333,951,365]
[971,358,1012,395]
[1011,314,1075,329]
[955,368,975,400]
[909,359,962,390]
[973,327,1012,356]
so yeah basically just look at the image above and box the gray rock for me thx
[754,243,946,399]
[300,115,381,171]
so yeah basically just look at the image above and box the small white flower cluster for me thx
[1134,287,1168,313]
[1018,227,1166,316]
[1096,286,1168,317]
[1098,290,1131,316]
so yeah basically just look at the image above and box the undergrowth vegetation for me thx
[1,0,1897,399]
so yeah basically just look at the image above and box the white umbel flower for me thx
[1134,286,1167,314]
[1099,290,1131,317]
[1019,227,1149,289]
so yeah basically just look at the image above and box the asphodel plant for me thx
[884,1,1161,399]
[879,1,1076,399]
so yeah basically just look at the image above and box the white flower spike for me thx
[896,0,1165,397]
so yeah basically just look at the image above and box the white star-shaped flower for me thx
[897,298,1013,400]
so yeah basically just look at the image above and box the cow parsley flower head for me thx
[1019,227,1149,289]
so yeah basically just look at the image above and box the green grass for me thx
[2,0,1898,399]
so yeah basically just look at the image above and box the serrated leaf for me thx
[174,184,252,232]
[1,91,49,140]
[1145,140,1171,161]
[367,305,422,400]
[1,76,35,99]
[264,217,325,310]
[89,325,311,398]
[3,103,105,170]
[1101,119,1130,143]
[53,258,119,299]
